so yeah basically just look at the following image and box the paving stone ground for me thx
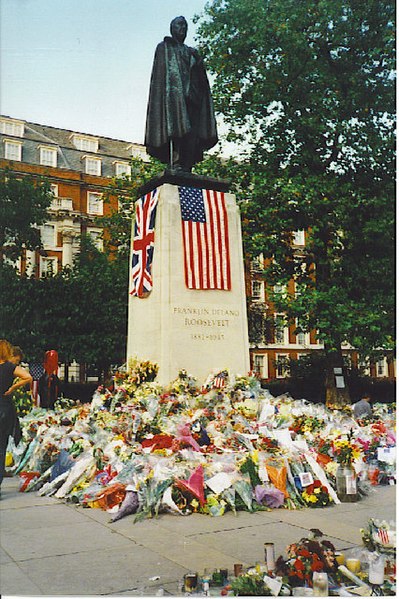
[0,476,395,597]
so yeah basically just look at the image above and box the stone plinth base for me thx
[127,182,250,385]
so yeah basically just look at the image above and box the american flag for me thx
[179,187,231,290]
[378,527,390,544]
[214,370,228,389]
[130,189,159,297]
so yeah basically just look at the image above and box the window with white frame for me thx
[50,184,59,196]
[358,358,371,377]
[295,320,309,345]
[4,139,22,161]
[0,118,24,137]
[72,135,98,152]
[84,156,102,176]
[87,192,103,215]
[39,146,57,167]
[41,224,56,247]
[251,280,264,301]
[274,313,288,344]
[296,331,306,345]
[253,354,268,378]
[275,353,290,378]
[40,256,58,277]
[376,358,388,377]
[87,229,103,250]
[251,254,263,272]
[292,230,305,246]
[114,161,131,177]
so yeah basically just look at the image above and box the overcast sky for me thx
[1,0,210,144]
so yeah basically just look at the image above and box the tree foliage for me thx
[0,169,53,261]
[195,0,395,396]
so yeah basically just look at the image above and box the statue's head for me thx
[170,16,188,43]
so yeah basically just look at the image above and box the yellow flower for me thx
[314,488,321,494]
[309,495,318,503]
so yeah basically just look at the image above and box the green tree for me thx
[196,0,395,405]
[0,169,53,262]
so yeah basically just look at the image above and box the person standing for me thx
[0,339,32,492]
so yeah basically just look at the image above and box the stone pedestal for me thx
[127,179,250,385]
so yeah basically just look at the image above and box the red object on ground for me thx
[175,465,206,506]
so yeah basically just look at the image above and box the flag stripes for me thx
[179,187,231,290]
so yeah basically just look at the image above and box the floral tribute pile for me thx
[6,360,396,524]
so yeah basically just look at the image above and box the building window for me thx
[254,354,268,378]
[4,140,22,161]
[251,280,264,301]
[295,320,309,345]
[84,157,102,176]
[40,256,58,277]
[250,254,263,273]
[50,184,59,196]
[0,118,24,137]
[376,358,388,377]
[41,224,56,247]
[87,192,103,215]
[275,353,290,378]
[114,161,131,177]
[293,230,305,246]
[72,135,98,152]
[39,146,57,167]
[87,229,103,250]
[274,313,288,344]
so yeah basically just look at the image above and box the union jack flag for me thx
[179,186,231,290]
[130,188,159,297]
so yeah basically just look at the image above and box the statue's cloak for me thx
[144,36,218,165]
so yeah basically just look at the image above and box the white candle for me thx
[264,543,276,571]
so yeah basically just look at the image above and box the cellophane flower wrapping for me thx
[5,362,395,522]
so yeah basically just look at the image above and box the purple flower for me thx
[254,484,285,508]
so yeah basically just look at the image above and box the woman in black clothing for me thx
[0,339,32,491]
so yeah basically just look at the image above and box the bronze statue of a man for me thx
[144,16,218,173]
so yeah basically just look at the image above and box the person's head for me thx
[10,346,23,365]
[170,16,188,43]
[361,393,371,403]
[0,339,12,362]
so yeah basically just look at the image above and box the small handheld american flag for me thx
[179,186,231,290]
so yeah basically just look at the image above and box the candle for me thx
[313,572,328,596]
[184,573,198,592]
[346,558,361,573]
[369,554,385,585]
[234,563,243,577]
[264,542,276,571]
[335,553,345,566]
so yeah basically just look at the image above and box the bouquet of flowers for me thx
[301,480,332,508]
[361,519,396,557]
[275,532,337,587]
[13,387,33,417]
[228,565,289,596]
[331,433,362,465]
[290,415,324,435]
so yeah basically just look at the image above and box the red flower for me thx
[313,480,322,488]
[295,559,305,571]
